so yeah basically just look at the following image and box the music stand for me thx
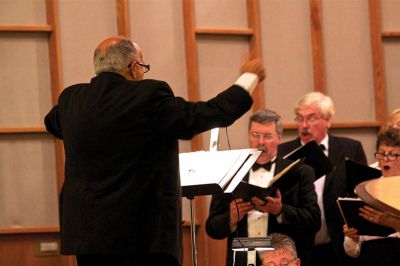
[180,128,261,266]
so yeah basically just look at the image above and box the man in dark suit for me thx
[44,36,265,266]
[277,92,367,266]
[206,109,320,266]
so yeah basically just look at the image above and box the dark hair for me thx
[376,128,400,150]
[249,109,283,135]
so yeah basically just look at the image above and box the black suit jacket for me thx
[44,72,253,264]
[206,157,320,266]
[278,135,367,265]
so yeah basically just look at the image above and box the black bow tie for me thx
[320,144,326,151]
[252,160,275,171]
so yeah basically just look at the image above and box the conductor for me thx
[44,36,265,266]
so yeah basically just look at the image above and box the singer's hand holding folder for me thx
[232,159,301,201]
[336,197,395,236]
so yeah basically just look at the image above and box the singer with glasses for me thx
[343,127,400,266]
[206,109,320,266]
[278,91,367,266]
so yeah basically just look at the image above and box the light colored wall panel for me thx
[59,0,117,88]
[0,33,52,127]
[129,0,190,154]
[260,0,314,123]
[197,36,251,151]
[381,0,400,31]
[382,40,400,113]
[0,135,58,227]
[322,0,375,122]
[194,0,247,28]
[0,0,46,25]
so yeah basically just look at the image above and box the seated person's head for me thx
[375,128,400,177]
[259,233,300,266]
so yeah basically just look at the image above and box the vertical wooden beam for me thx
[309,0,326,93]
[115,0,130,37]
[45,1,70,265]
[368,0,387,121]
[182,0,203,152]
[45,0,65,197]
[247,0,265,111]
[182,1,208,266]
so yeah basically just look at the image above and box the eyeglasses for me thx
[128,61,150,73]
[263,258,297,266]
[250,132,276,141]
[294,115,323,124]
[374,152,400,161]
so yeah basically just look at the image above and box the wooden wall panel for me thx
[0,135,58,227]
[0,33,52,127]
[194,0,248,28]
[0,0,47,25]
[58,0,117,88]
[260,0,314,121]
[322,1,375,121]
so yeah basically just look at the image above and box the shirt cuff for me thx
[234,73,259,94]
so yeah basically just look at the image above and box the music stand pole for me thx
[188,127,220,266]
[188,196,197,266]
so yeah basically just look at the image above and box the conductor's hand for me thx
[240,57,266,82]
[229,198,253,229]
[251,189,282,215]
[343,224,360,243]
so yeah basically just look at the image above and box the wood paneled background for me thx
[0,1,399,265]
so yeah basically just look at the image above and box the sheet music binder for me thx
[179,149,261,197]
[345,158,381,195]
[336,197,394,236]
[283,140,333,178]
[231,159,301,201]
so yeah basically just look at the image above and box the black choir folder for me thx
[345,158,382,194]
[283,141,333,178]
[179,149,261,197]
[336,197,395,236]
[232,159,301,201]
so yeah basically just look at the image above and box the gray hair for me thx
[93,39,136,75]
[259,233,298,262]
[249,109,283,135]
[295,92,335,119]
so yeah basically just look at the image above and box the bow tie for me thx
[320,144,326,151]
[252,160,275,171]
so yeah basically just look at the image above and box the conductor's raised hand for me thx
[240,57,266,82]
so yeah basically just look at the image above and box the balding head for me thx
[93,36,137,76]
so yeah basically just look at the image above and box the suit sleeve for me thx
[44,105,63,139]
[205,192,233,239]
[279,165,321,234]
[354,141,367,165]
[149,82,253,140]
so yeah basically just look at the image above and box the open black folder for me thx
[336,197,395,236]
[232,159,301,201]
[283,141,333,179]
[345,158,381,195]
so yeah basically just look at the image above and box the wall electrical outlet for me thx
[35,240,60,256]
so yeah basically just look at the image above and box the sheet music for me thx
[180,149,251,186]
